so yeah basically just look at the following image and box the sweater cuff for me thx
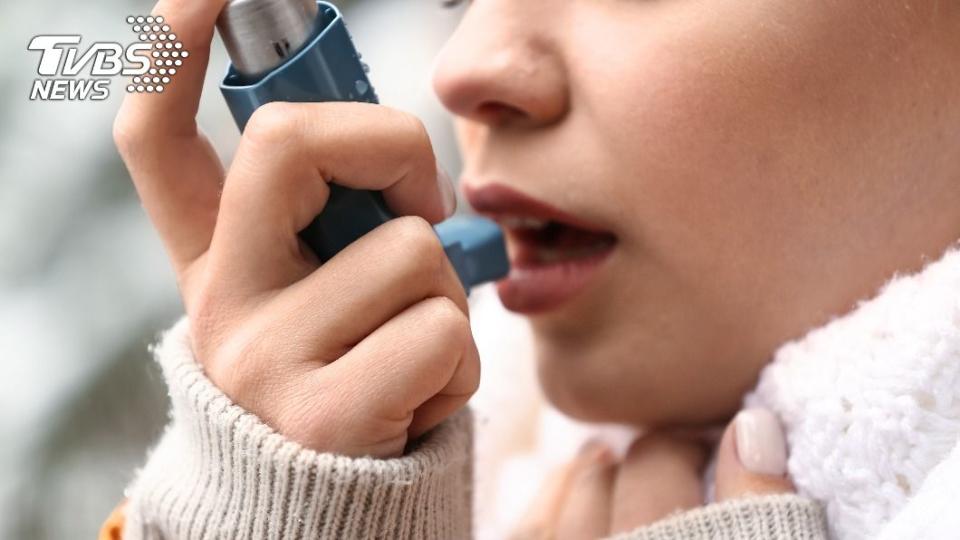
[123,318,473,540]
[608,494,827,540]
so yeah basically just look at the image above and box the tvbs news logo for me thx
[28,15,189,101]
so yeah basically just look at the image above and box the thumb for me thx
[715,408,794,501]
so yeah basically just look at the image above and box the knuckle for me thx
[409,297,478,399]
[461,341,482,395]
[393,110,435,166]
[206,327,282,403]
[426,296,471,345]
[393,216,447,276]
[395,109,431,148]
[243,101,301,149]
[203,331,254,396]
[112,109,147,157]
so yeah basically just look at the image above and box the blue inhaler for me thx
[216,0,509,290]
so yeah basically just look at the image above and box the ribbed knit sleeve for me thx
[608,494,827,540]
[122,318,473,540]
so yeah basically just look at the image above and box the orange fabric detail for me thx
[98,500,127,540]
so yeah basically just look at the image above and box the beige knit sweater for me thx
[122,319,827,539]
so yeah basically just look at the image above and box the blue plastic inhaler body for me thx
[220,1,509,291]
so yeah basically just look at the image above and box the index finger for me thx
[113,0,227,271]
[118,0,226,135]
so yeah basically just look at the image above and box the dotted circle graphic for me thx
[125,14,188,94]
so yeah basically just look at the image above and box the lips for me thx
[464,183,617,314]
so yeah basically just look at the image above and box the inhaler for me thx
[216,0,509,291]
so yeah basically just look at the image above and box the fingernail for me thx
[436,161,458,218]
[734,408,787,476]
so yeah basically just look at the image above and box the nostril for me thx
[475,101,528,125]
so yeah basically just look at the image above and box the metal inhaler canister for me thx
[216,0,509,291]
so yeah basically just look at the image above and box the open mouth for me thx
[464,182,618,313]
[499,216,617,268]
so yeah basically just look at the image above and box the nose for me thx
[432,2,570,129]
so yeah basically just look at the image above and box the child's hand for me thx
[513,408,795,539]
[113,0,475,458]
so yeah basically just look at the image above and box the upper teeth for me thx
[501,216,549,230]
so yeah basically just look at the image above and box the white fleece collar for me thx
[746,244,960,540]
[470,244,960,540]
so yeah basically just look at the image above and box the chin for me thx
[531,331,745,429]
[532,337,655,425]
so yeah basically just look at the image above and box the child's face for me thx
[433,1,960,426]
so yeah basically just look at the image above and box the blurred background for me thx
[0,1,466,537]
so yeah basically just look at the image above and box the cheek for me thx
[575,4,839,229]
[569,1,935,339]
[536,1,959,424]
